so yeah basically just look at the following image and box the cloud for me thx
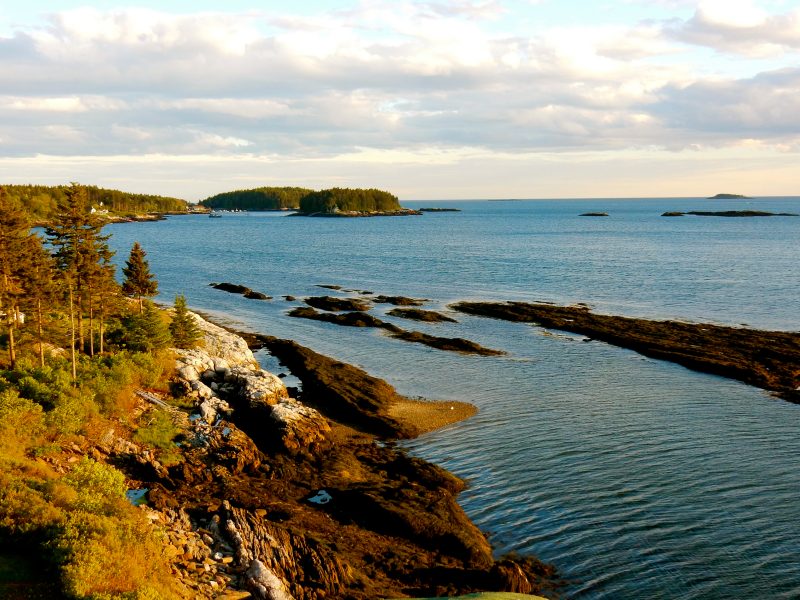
[0,2,798,173]
[667,1,800,56]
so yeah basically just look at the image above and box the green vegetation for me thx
[0,183,205,597]
[299,187,401,213]
[200,186,313,210]
[169,295,202,350]
[2,183,188,224]
[122,242,158,313]
[199,185,405,213]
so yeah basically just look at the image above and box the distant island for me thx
[291,187,420,217]
[200,186,312,211]
[579,212,609,217]
[707,193,752,199]
[661,210,798,217]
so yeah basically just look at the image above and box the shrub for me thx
[62,458,126,515]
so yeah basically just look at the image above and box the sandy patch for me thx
[388,398,477,435]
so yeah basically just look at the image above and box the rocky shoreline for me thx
[122,311,558,599]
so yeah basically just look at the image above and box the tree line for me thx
[200,185,402,213]
[0,183,200,376]
[200,186,313,210]
[3,184,189,224]
[299,187,401,213]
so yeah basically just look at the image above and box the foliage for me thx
[111,302,171,353]
[121,242,158,310]
[169,294,202,349]
[299,187,401,213]
[199,186,312,210]
[2,183,188,224]
[62,458,127,515]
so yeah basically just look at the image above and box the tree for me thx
[0,188,33,367]
[21,235,59,367]
[46,183,115,368]
[117,300,171,352]
[121,242,158,313]
[169,295,202,349]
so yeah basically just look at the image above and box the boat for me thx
[209,212,222,218]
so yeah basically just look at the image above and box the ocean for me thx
[107,197,800,599]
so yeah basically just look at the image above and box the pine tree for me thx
[20,235,59,367]
[0,188,32,367]
[119,300,171,352]
[121,242,158,313]
[45,183,114,370]
[169,294,202,349]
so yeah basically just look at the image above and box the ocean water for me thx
[107,198,800,599]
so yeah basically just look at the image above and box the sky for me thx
[1,0,799,201]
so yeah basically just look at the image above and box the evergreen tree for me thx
[45,183,114,368]
[118,300,171,352]
[121,242,158,313]
[21,235,59,367]
[0,188,32,367]
[169,294,202,349]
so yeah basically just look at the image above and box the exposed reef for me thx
[419,207,462,212]
[288,306,503,356]
[373,295,428,306]
[451,301,800,403]
[579,212,609,217]
[388,308,458,323]
[304,295,372,312]
[662,210,798,217]
[210,282,272,300]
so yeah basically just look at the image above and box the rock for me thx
[244,290,272,300]
[303,296,371,312]
[579,212,608,216]
[211,282,251,294]
[386,308,457,323]
[245,560,294,600]
[372,295,427,306]
[232,367,288,407]
[269,399,331,452]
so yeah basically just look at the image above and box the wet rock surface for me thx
[372,295,427,306]
[388,307,458,323]
[304,296,372,312]
[211,282,272,300]
[452,300,800,403]
[288,306,503,356]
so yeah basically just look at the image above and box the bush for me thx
[62,458,126,515]
[56,510,179,599]
[0,389,45,448]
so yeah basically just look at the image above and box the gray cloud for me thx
[0,3,798,167]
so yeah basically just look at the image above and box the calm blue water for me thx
[107,198,800,599]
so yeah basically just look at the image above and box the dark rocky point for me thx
[388,308,458,323]
[451,300,800,403]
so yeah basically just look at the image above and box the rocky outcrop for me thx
[303,296,371,312]
[222,504,350,600]
[288,306,503,356]
[372,295,427,306]
[211,282,272,300]
[387,308,458,323]
[173,311,330,452]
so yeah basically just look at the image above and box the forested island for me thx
[3,184,189,225]
[201,185,419,216]
[200,186,313,211]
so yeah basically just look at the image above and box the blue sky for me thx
[1,1,799,200]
